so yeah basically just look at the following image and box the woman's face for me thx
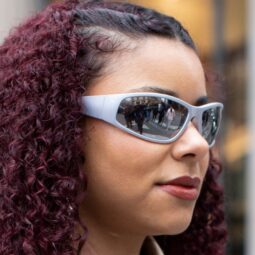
[81,37,210,237]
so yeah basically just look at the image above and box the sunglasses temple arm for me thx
[81,96,106,119]
[81,95,123,126]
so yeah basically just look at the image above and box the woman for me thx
[0,0,227,254]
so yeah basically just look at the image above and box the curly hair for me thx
[0,0,227,254]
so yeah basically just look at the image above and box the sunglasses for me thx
[81,92,223,147]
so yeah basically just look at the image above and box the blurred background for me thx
[0,0,253,255]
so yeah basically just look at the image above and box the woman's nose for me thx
[171,122,209,161]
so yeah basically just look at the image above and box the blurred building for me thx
[0,0,49,43]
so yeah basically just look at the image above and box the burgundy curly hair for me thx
[0,0,227,254]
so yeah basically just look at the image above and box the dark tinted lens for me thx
[202,107,221,145]
[116,96,188,141]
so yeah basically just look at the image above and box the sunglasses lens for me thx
[202,106,222,145]
[116,96,188,141]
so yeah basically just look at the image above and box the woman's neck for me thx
[80,224,145,255]
[78,204,148,255]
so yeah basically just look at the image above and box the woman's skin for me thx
[80,37,209,255]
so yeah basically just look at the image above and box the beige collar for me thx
[80,236,164,255]
[141,236,164,255]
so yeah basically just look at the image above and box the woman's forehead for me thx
[85,37,206,104]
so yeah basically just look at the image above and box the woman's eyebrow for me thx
[129,86,178,97]
[129,86,209,105]
[195,96,209,106]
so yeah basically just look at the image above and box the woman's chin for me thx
[151,216,193,236]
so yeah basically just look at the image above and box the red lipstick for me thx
[157,176,201,201]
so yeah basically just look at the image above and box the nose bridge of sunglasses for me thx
[190,117,200,132]
[189,106,203,134]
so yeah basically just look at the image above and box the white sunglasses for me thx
[81,92,223,147]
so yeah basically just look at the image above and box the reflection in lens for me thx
[202,107,220,145]
[117,96,188,141]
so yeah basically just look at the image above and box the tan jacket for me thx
[81,236,164,255]
[142,237,164,255]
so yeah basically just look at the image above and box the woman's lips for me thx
[156,176,201,201]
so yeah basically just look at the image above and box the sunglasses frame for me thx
[81,92,223,147]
